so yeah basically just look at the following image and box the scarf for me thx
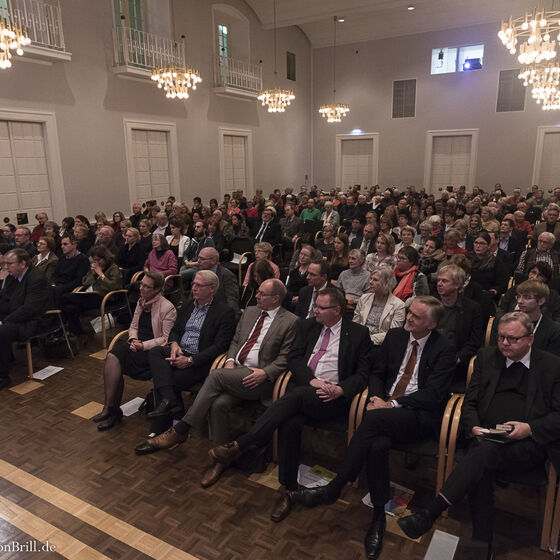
[137,292,161,313]
[470,252,495,272]
[393,264,418,301]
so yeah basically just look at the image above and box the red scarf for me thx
[393,265,418,301]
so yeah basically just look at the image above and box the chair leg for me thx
[26,342,33,379]
[542,466,560,552]
[101,312,107,349]
[58,314,75,360]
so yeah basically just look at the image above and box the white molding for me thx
[335,133,379,188]
[532,125,560,186]
[424,128,479,194]
[218,127,254,200]
[123,119,180,205]
[0,108,67,222]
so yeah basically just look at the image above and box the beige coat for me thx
[353,292,406,345]
[128,296,177,350]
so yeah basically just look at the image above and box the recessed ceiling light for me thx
[408,5,415,10]
[338,17,345,23]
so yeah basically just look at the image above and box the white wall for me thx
[0,0,312,220]
[312,22,560,193]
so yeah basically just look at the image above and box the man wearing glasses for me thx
[207,287,372,523]
[0,249,50,389]
[398,311,560,558]
[139,270,236,419]
[135,279,298,484]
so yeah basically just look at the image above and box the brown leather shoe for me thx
[208,441,240,464]
[200,462,227,488]
[270,491,294,523]
[134,427,187,455]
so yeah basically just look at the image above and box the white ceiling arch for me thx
[245,0,543,48]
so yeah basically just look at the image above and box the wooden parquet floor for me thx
[0,333,554,559]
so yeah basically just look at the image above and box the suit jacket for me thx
[226,306,299,381]
[504,236,522,269]
[0,267,51,338]
[169,298,236,369]
[533,222,560,246]
[353,292,406,345]
[350,236,376,255]
[255,221,282,247]
[462,347,560,470]
[443,296,483,366]
[294,285,321,319]
[288,317,372,401]
[215,264,240,313]
[369,328,456,420]
[128,296,177,351]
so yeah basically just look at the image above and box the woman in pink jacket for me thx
[143,234,178,277]
[93,271,177,430]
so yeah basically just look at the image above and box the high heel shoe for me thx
[97,409,123,431]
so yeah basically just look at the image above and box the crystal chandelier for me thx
[519,61,560,102]
[258,0,295,113]
[151,66,201,99]
[0,9,32,70]
[318,16,350,123]
[498,8,560,64]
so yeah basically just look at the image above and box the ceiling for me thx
[245,0,542,48]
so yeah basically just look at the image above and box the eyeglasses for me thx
[256,291,275,297]
[497,334,530,344]
[313,304,336,311]
[473,241,488,246]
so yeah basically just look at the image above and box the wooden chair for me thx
[24,309,75,379]
[507,276,515,290]
[446,355,560,551]
[484,316,494,347]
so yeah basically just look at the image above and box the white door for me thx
[430,135,472,192]
[222,134,247,195]
[341,138,373,188]
[538,131,560,189]
[0,120,53,226]
[131,129,171,205]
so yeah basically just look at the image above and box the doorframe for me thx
[218,126,253,200]
[335,133,379,188]
[532,125,560,186]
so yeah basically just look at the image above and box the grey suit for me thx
[182,305,299,445]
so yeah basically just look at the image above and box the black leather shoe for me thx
[270,491,294,522]
[397,508,433,540]
[147,398,182,418]
[97,409,123,431]
[364,514,386,559]
[288,485,336,508]
[92,408,112,423]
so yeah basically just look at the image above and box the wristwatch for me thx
[186,356,194,366]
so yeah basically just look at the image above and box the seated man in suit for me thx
[499,218,522,270]
[490,280,560,355]
[532,203,560,248]
[290,296,456,559]
[254,206,282,247]
[0,249,51,389]
[279,203,302,248]
[134,280,298,481]
[207,287,372,522]
[398,312,560,557]
[351,223,376,255]
[144,270,237,418]
[196,247,239,314]
[436,264,483,390]
[294,260,329,319]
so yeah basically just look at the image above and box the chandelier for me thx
[151,66,201,99]
[318,16,350,123]
[499,5,560,109]
[258,0,295,113]
[0,12,32,70]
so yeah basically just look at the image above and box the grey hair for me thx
[194,269,220,290]
[349,248,366,264]
[437,264,466,289]
[499,311,533,335]
[539,232,556,244]
[371,265,396,292]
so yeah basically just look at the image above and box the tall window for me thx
[0,0,9,21]
[287,51,296,81]
[218,24,229,58]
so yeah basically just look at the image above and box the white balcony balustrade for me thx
[214,55,262,99]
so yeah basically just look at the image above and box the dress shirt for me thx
[233,306,280,367]
[36,252,51,266]
[307,282,328,318]
[180,300,211,354]
[256,222,268,242]
[17,268,29,283]
[389,331,431,399]
[505,350,531,369]
[308,319,342,384]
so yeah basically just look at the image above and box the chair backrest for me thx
[484,316,494,347]
[229,237,253,256]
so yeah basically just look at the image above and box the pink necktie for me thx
[308,328,332,373]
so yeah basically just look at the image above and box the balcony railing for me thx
[113,25,183,70]
[10,0,66,51]
[215,55,262,94]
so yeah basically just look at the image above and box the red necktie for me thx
[238,311,268,365]
[391,341,418,399]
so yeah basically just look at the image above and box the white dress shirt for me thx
[306,282,328,318]
[389,332,431,398]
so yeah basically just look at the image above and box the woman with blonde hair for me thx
[365,232,396,272]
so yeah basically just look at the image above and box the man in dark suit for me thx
[351,223,376,255]
[0,249,51,389]
[398,312,560,556]
[134,280,298,486]
[532,204,560,248]
[436,264,483,391]
[291,296,456,559]
[294,260,329,319]
[197,247,239,314]
[254,207,282,247]
[490,280,560,356]
[208,287,372,522]
[499,218,522,270]
[144,270,236,418]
